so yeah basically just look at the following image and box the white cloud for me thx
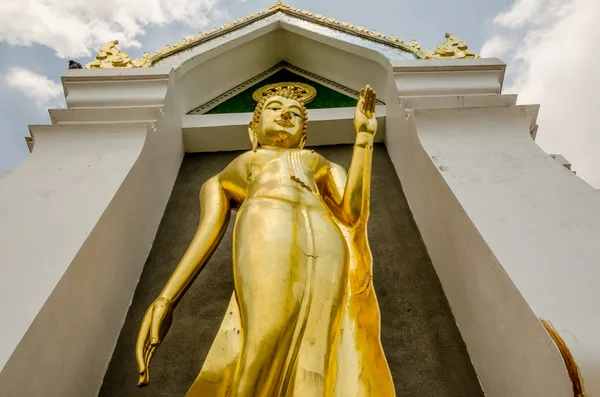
[493,0,545,28]
[4,67,63,109]
[481,0,600,188]
[0,0,225,58]
[480,36,512,58]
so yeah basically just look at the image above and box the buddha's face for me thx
[254,96,305,149]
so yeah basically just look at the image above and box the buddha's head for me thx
[249,93,308,150]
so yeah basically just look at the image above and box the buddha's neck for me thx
[258,145,300,150]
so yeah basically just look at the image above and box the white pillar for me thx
[386,58,599,396]
[0,68,183,396]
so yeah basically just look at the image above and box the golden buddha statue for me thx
[135,83,395,396]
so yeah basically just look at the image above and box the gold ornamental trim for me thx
[85,1,479,69]
[416,33,480,60]
[252,82,317,104]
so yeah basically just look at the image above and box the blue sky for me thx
[1,0,598,187]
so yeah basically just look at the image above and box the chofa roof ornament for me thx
[85,1,479,69]
[85,40,153,69]
[417,33,480,59]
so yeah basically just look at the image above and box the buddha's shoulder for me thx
[298,148,326,159]
[302,149,333,166]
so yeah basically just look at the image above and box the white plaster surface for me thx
[182,106,386,152]
[0,70,183,396]
[280,29,390,98]
[384,96,598,396]
[550,154,572,170]
[401,93,517,110]
[415,105,600,395]
[49,107,162,125]
[175,30,282,115]
[392,58,505,97]
[62,68,171,109]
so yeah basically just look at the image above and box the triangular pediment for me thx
[85,2,480,69]
[152,3,418,68]
[188,62,383,115]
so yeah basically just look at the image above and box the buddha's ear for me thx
[248,122,258,150]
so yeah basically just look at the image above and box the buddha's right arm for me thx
[158,175,231,305]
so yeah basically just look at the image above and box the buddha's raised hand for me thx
[135,296,174,386]
[354,85,377,136]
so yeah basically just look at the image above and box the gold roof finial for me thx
[85,40,145,69]
[271,0,288,9]
[417,33,480,59]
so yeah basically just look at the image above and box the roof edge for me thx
[85,1,480,69]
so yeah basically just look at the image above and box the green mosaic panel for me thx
[206,69,358,114]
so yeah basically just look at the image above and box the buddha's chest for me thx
[247,150,323,196]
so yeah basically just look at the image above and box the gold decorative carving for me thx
[84,2,480,68]
[135,85,396,396]
[252,82,317,104]
[407,40,421,51]
[85,40,135,69]
[132,53,153,68]
[417,33,480,59]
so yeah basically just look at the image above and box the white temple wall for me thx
[413,105,600,395]
[0,125,147,395]
[0,71,183,396]
[384,94,597,395]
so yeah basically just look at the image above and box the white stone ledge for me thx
[61,67,171,81]
[28,123,156,140]
[393,58,506,97]
[49,107,162,125]
[182,106,386,152]
[62,69,171,109]
[391,57,506,72]
[401,94,517,110]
